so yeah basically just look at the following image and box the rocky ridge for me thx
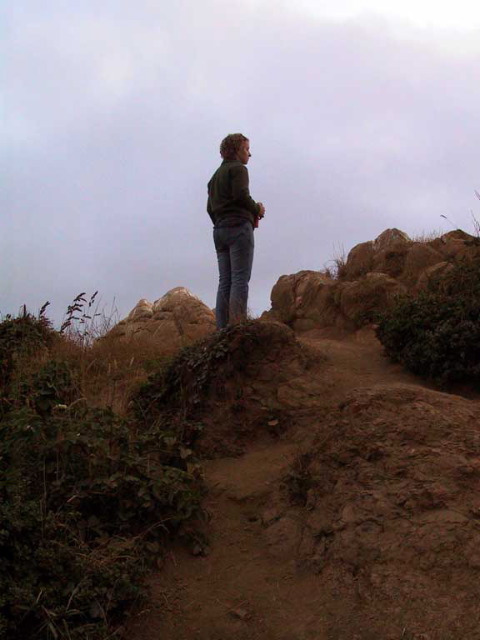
[265,227,479,333]
[112,228,479,347]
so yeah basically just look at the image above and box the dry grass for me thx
[51,331,172,414]
[6,291,203,415]
[44,292,172,413]
[324,244,347,280]
[60,291,119,347]
[409,228,444,243]
[470,211,480,238]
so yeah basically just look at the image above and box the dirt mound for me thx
[127,330,480,640]
[266,383,480,638]
[132,321,319,457]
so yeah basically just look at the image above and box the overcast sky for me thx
[3,0,480,326]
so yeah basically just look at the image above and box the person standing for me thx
[207,133,265,329]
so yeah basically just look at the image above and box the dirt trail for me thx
[130,442,306,640]
[128,329,480,640]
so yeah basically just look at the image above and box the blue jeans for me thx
[213,221,254,329]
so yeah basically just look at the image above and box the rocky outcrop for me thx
[338,272,406,323]
[109,287,215,353]
[268,271,336,331]
[266,228,480,333]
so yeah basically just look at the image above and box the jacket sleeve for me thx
[230,164,260,216]
[206,180,215,223]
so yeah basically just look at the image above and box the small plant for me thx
[282,452,313,506]
[324,244,347,280]
[409,229,443,243]
[440,189,480,241]
[131,320,296,425]
[0,307,55,405]
[60,292,119,349]
[471,189,480,237]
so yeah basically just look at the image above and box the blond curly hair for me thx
[219,133,249,161]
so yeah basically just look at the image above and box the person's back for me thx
[207,159,258,228]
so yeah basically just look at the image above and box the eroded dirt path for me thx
[127,330,449,640]
[130,442,316,640]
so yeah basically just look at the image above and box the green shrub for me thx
[132,320,296,424]
[376,258,480,385]
[0,313,205,640]
[0,310,55,404]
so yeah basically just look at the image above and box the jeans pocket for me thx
[236,222,253,246]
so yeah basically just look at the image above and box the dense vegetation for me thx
[0,310,204,640]
[376,257,480,386]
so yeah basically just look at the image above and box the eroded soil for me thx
[127,327,480,640]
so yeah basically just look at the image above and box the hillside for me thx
[4,226,480,640]
[126,323,480,640]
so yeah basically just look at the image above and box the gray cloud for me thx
[3,0,480,324]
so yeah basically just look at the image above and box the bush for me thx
[131,320,299,424]
[0,309,55,405]
[376,258,480,385]
[0,314,205,640]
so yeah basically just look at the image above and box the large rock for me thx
[110,287,215,353]
[400,243,444,287]
[126,298,153,321]
[416,261,454,290]
[371,244,410,279]
[431,229,480,261]
[266,227,480,333]
[343,229,411,281]
[267,271,344,332]
[338,273,406,323]
[373,227,410,251]
[342,241,375,280]
[268,271,312,324]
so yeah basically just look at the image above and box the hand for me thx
[257,202,266,218]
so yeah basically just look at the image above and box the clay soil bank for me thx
[128,327,480,640]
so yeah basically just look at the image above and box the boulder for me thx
[269,272,305,324]
[110,287,215,353]
[416,261,455,290]
[265,227,480,334]
[373,228,411,251]
[343,241,375,280]
[339,273,406,324]
[371,244,410,279]
[344,230,411,281]
[400,243,444,287]
[127,298,153,321]
[430,230,480,261]
[268,271,336,328]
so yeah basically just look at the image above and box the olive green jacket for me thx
[207,160,260,227]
